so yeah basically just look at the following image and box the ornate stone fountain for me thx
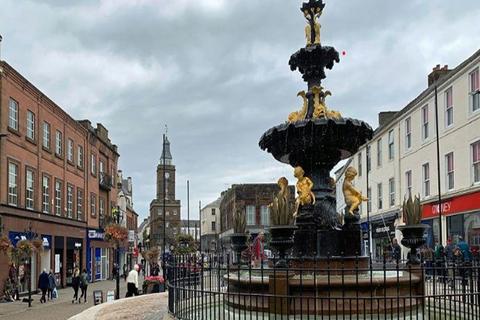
[225,0,425,316]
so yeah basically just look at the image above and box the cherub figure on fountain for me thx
[293,166,315,218]
[342,166,367,220]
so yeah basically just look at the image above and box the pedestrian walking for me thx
[391,239,401,263]
[71,267,80,303]
[47,270,56,300]
[125,264,140,297]
[79,269,89,303]
[123,263,128,281]
[38,269,49,303]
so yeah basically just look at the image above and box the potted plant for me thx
[230,208,248,265]
[397,193,430,264]
[142,275,165,294]
[269,177,297,267]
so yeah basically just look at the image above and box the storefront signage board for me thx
[422,191,480,219]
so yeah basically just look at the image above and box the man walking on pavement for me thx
[125,264,140,297]
[38,269,49,303]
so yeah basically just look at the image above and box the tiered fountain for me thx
[226,0,425,316]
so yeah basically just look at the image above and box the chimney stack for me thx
[428,64,450,87]
[378,111,398,128]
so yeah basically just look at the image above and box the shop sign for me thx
[9,231,27,246]
[88,229,105,240]
[75,242,82,248]
[41,235,52,250]
[375,226,391,234]
[422,191,480,219]
[128,230,135,242]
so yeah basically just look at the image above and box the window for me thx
[25,169,34,210]
[27,111,35,140]
[8,162,18,206]
[42,175,51,213]
[67,185,74,218]
[77,145,84,168]
[55,130,63,156]
[261,205,270,226]
[389,178,395,207]
[405,117,411,150]
[388,130,394,160]
[77,189,84,221]
[90,193,97,217]
[43,122,51,149]
[211,221,216,231]
[8,98,19,131]
[445,87,453,127]
[67,139,74,162]
[470,68,480,112]
[446,152,454,190]
[246,205,255,225]
[405,170,412,195]
[357,152,362,176]
[423,163,430,197]
[377,183,383,210]
[473,141,480,184]
[91,154,97,176]
[421,105,429,140]
[377,139,382,166]
[211,208,216,215]
[99,198,105,227]
[54,180,63,216]
[366,145,371,172]
[367,187,371,213]
[99,160,105,174]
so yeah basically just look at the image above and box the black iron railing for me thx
[99,172,113,191]
[166,253,480,319]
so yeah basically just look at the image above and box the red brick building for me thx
[0,60,119,295]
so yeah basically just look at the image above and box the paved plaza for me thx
[0,277,142,320]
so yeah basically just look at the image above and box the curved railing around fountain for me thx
[167,253,480,319]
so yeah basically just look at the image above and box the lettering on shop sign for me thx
[375,226,391,234]
[431,202,451,215]
[88,230,105,240]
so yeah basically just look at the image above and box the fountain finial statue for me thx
[342,166,368,215]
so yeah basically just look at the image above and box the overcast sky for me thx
[1,0,479,223]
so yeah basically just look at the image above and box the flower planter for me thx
[230,233,248,265]
[269,226,297,268]
[398,224,430,265]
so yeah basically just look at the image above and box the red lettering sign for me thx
[422,191,480,219]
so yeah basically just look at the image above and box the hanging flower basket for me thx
[104,224,129,246]
[0,235,12,254]
[31,238,44,252]
[16,240,34,261]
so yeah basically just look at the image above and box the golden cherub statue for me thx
[311,86,341,120]
[342,166,368,215]
[293,166,315,217]
[288,91,308,123]
[304,10,321,45]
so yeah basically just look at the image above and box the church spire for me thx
[160,134,173,165]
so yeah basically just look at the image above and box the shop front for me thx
[422,190,480,251]
[86,228,113,282]
[370,212,398,261]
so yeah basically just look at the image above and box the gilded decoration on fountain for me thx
[303,1,323,46]
[311,86,341,120]
[288,91,308,123]
[342,166,368,215]
[293,166,315,217]
[269,177,294,225]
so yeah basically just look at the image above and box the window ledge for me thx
[25,136,37,145]
[55,153,64,160]
[7,126,20,137]
[42,146,52,154]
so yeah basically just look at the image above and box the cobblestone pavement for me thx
[0,277,142,320]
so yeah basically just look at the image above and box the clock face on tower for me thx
[165,172,170,179]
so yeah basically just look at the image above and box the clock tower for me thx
[149,135,181,248]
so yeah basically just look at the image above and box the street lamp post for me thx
[24,223,38,308]
[114,206,124,300]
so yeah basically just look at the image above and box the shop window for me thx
[447,214,464,243]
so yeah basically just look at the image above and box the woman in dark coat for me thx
[71,267,80,303]
[38,269,49,303]
[48,270,56,300]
